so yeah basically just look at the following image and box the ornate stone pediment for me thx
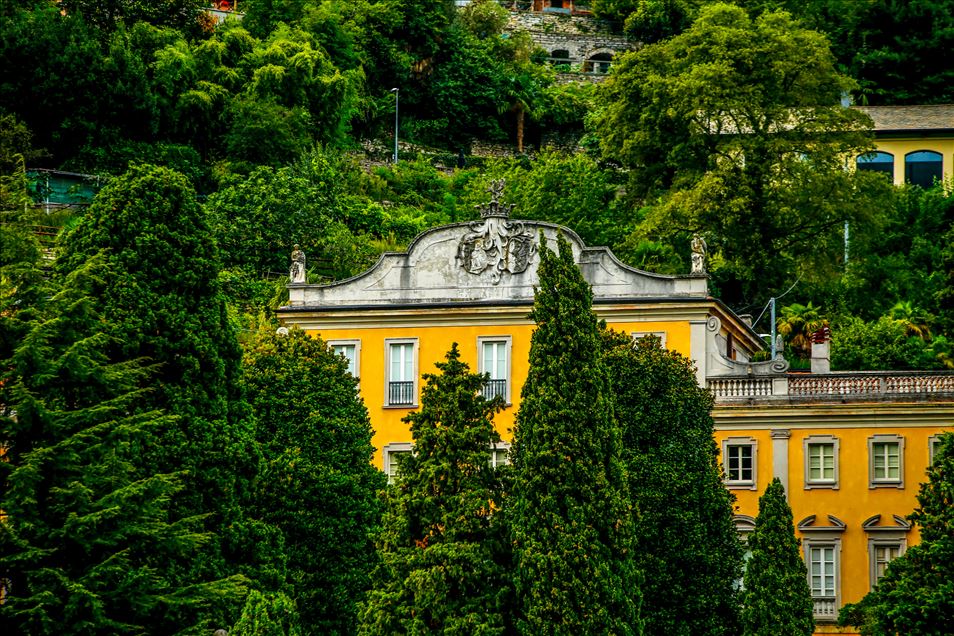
[456,181,536,284]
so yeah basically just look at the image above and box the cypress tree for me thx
[243,329,384,635]
[0,257,245,634]
[509,233,639,635]
[358,343,509,635]
[54,165,274,624]
[839,432,954,635]
[604,333,743,635]
[742,478,814,636]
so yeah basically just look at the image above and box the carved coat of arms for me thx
[457,181,537,284]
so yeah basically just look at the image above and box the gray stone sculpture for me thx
[690,234,707,276]
[289,244,306,284]
[456,180,536,284]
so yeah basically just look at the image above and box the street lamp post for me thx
[390,88,399,164]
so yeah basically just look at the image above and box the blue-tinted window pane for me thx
[857,152,894,181]
[905,150,943,189]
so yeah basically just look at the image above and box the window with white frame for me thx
[386,339,418,406]
[929,434,947,466]
[871,543,902,586]
[382,442,413,484]
[722,438,757,489]
[478,336,511,403]
[490,442,510,469]
[809,545,837,600]
[632,331,667,348]
[869,435,904,488]
[804,435,839,489]
[329,339,360,377]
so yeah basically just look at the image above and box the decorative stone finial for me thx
[289,244,306,284]
[475,179,516,219]
[690,234,707,276]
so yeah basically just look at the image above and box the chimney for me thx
[810,326,832,374]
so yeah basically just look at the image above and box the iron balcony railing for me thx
[389,381,414,406]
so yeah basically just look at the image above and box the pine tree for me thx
[604,333,743,635]
[0,257,246,635]
[838,432,954,635]
[509,233,640,635]
[243,329,385,635]
[231,590,302,636]
[54,165,275,625]
[742,478,814,636]
[358,344,509,636]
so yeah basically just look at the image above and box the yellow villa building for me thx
[277,191,954,634]
[855,104,954,188]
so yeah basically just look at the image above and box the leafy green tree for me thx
[59,0,206,32]
[838,433,954,634]
[592,0,708,42]
[231,591,302,636]
[0,257,246,635]
[243,328,384,635]
[594,3,888,306]
[55,164,273,625]
[741,478,814,636]
[359,344,509,635]
[604,333,743,636]
[509,233,639,635]
[831,315,942,371]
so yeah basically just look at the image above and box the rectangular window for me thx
[873,544,900,585]
[478,336,511,403]
[869,435,904,488]
[386,339,418,406]
[631,331,667,348]
[804,435,839,489]
[929,434,946,466]
[490,443,510,469]
[383,442,413,484]
[723,438,757,489]
[329,340,360,377]
[809,546,836,597]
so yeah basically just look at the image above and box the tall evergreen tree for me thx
[243,329,384,635]
[509,233,640,635]
[741,478,814,636]
[0,257,245,635]
[359,344,509,635]
[55,164,274,625]
[838,432,954,635]
[604,333,743,635]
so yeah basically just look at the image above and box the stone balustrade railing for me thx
[708,371,954,403]
[812,596,838,622]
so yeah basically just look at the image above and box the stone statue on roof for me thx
[690,234,707,276]
[289,244,306,284]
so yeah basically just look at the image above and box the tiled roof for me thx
[853,104,954,131]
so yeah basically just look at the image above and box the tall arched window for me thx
[856,151,894,182]
[905,150,943,189]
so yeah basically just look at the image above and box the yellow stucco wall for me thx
[869,137,954,186]
[715,420,950,635]
[309,318,692,467]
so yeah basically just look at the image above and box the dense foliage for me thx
[359,344,509,635]
[604,333,743,635]
[838,433,954,634]
[741,478,815,636]
[0,255,245,634]
[243,329,384,635]
[54,165,272,626]
[509,234,640,635]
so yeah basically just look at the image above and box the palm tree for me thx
[888,301,933,340]
[776,302,828,358]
